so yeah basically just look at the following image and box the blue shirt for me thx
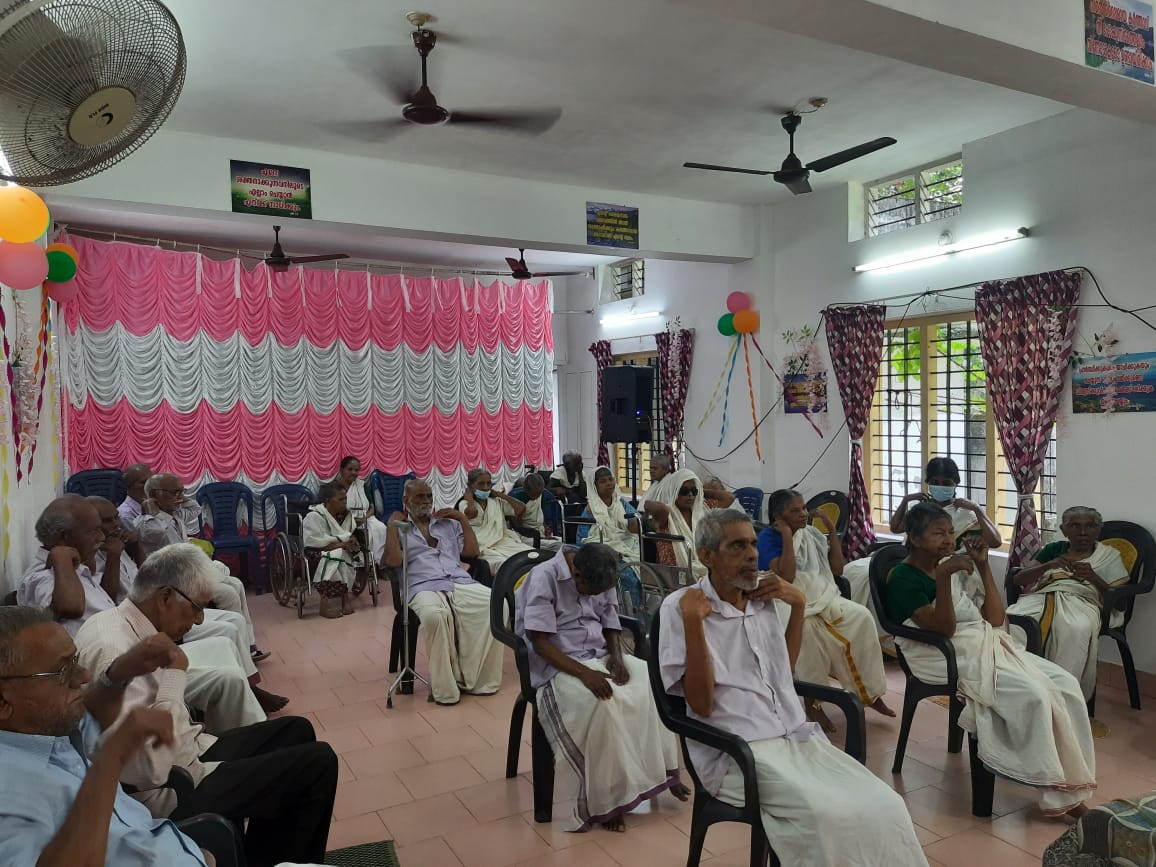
[757,526,784,571]
[0,713,207,867]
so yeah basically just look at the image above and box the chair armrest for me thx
[642,532,686,544]
[1006,613,1042,656]
[834,575,851,599]
[619,615,646,660]
[669,711,761,813]
[509,522,542,549]
[793,680,866,762]
[888,623,959,686]
[1004,567,1023,604]
[1100,583,1145,630]
[176,813,242,867]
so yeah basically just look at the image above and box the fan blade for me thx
[288,254,350,265]
[322,118,410,143]
[340,46,419,105]
[683,162,772,175]
[807,137,897,173]
[446,109,561,135]
[532,271,585,278]
[505,257,523,271]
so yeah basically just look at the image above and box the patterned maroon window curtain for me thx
[824,305,886,559]
[589,340,614,466]
[975,271,1080,568]
[655,328,695,458]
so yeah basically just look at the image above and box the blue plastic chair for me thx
[258,484,315,539]
[366,470,416,517]
[196,482,261,590]
[65,469,127,505]
[733,486,765,523]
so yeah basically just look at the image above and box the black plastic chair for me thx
[805,490,851,539]
[646,606,867,867]
[489,548,648,824]
[65,469,127,504]
[124,768,247,867]
[870,543,1041,817]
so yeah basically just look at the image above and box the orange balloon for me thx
[46,242,79,264]
[733,309,760,334]
[0,186,51,244]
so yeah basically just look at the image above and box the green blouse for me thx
[885,561,937,624]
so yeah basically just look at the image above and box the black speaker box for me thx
[602,365,653,443]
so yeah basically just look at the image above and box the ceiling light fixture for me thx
[853,227,1030,273]
[600,311,662,326]
[0,147,12,186]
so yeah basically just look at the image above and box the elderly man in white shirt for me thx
[136,473,266,664]
[658,509,928,867]
[118,462,151,537]
[75,544,338,867]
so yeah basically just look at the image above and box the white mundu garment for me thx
[458,496,532,569]
[345,481,387,561]
[409,582,503,706]
[777,526,887,704]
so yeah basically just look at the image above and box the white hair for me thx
[129,543,217,603]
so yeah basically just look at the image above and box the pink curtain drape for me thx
[655,328,695,461]
[589,340,613,466]
[824,305,886,559]
[61,236,554,495]
[975,271,1080,568]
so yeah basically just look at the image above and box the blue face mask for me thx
[927,484,956,503]
[474,489,491,500]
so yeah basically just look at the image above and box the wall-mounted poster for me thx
[586,202,639,249]
[1085,0,1155,84]
[230,160,312,219]
[784,372,828,414]
[1071,351,1156,413]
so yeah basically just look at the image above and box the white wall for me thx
[760,106,1156,671]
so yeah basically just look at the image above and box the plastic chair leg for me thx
[947,695,965,754]
[685,806,709,867]
[1117,637,1142,710]
[748,825,770,867]
[530,714,554,823]
[968,734,995,817]
[388,614,402,673]
[892,687,919,773]
[506,696,527,778]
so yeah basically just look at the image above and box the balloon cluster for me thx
[0,186,81,302]
[718,291,760,335]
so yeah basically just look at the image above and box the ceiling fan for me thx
[240,226,349,273]
[335,13,561,141]
[685,111,897,195]
[505,249,585,280]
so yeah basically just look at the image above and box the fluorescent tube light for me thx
[0,147,12,186]
[600,311,662,326]
[853,227,1030,273]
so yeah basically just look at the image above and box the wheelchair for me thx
[267,494,380,618]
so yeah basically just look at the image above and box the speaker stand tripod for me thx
[386,521,431,708]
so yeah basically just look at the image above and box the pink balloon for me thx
[0,241,49,290]
[726,291,752,313]
[45,279,79,303]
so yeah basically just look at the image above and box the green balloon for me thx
[717,313,736,336]
[46,249,77,283]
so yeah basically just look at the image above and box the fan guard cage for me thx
[0,0,186,186]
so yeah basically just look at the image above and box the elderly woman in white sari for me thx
[578,466,644,607]
[1007,506,1129,701]
[458,468,534,570]
[335,456,387,563]
[643,469,708,581]
[303,481,362,618]
[885,502,1096,820]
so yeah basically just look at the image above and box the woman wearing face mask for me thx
[458,468,534,570]
[889,457,1002,549]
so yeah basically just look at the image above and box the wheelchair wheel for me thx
[296,587,305,619]
[351,569,367,597]
[268,535,293,607]
[368,566,380,607]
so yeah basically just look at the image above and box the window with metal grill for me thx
[866,158,963,237]
[610,259,645,300]
[611,353,665,497]
[865,315,1057,544]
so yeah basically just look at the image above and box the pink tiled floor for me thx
[249,590,1156,866]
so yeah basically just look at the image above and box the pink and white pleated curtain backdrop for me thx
[60,236,554,504]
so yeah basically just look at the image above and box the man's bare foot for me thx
[671,783,691,802]
[871,697,897,717]
[601,816,626,832]
[253,686,290,713]
[806,701,837,734]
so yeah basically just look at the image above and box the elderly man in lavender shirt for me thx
[659,509,928,867]
[516,543,688,833]
[382,479,503,706]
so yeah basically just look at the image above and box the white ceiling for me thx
[160,0,1069,207]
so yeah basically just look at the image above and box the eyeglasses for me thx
[168,586,205,614]
[0,653,86,686]
[155,487,184,496]
[678,487,699,497]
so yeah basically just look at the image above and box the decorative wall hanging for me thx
[781,324,828,416]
